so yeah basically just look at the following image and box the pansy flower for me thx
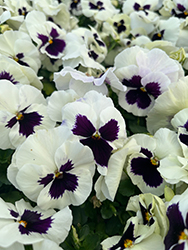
[3,0,33,29]
[81,0,119,22]
[0,54,43,89]
[126,193,169,239]
[8,126,95,210]
[0,80,55,149]
[0,30,41,73]
[151,16,180,45]
[146,76,188,134]
[114,46,183,116]
[126,128,182,195]
[61,90,127,175]
[24,10,67,59]
[101,216,165,250]
[102,13,131,41]
[164,188,188,250]
[0,198,72,248]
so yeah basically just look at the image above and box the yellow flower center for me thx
[54,171,63,179]
[16,112,24,120]
[19,220,27,228]
[48,39,53,44]
[140,87,146,92]
[124,239,133,248]
[150,157,158,166]
[145,211,151,222]
[157,33,162,37]
[92,131,101,140]
[184,11,188,15]
[179,231,188,240]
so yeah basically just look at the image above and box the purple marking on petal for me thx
[144,4,150,10]
[71,0,80,9]
[183,121,188,131]
[140,147,153,158]
[19,112,43,137]
[59,159,74,172]
[177,4,186,11]
[89,1,104,10]
[130,157,163,187]
[0,71,18,84]
[164,203,185,250]
[49,171,78,199]
[122,75,142,88]
[139,202,154,226]
[19,209,53,235]
[5,116,17,129]
[145,82,161,99]
[38,33,49,46]
[114,20,126,34]
[50,28,59,38]
[179,134,188,146]
[134,3,141,11]
[46,38,66,56]
[88,50,98,60]
[38,173,54,187]
[126,89,151,109]
[9,209,19,218]
[72,114,96,137]
[16,53,29,67]
[5,107,43,137]
[81,137,112,166]
[99,119,119,142]
[110,221,140,250]
[93,33,105,47]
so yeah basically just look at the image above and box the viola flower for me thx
[53,66,126,97]
[8,126,95,210]
[0,30,41,73]
[0,80,55,149]
[114,46,183,116]
[101,216,165,250]
[61,90,127,175]
[126,193,169,239]
[24,10,67,59]
[102,13,131,41]
[3,0,33,29]
[171,0,188,18]
[146,76,188,134]
[151,16,180,45]
[0,54,43,90]
[81,0,119,22]
[164,188,188,250]
[68,0,82,16]
[171,108,188,157]
[126,128,182,196]
[0,198,72,248]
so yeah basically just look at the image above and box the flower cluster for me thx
[1,0,188,249]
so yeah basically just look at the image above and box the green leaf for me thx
[79,224,90,241]
[100,203,114,219]
[0,149,14,164]
[82,234,100,250]
[24,245,33,250]
[118,178,136,197]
